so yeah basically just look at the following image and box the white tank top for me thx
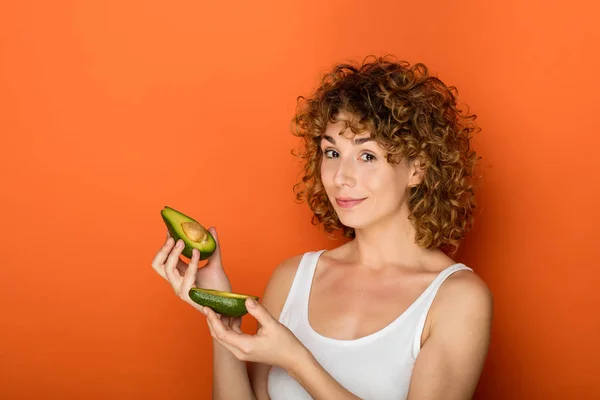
[267,250,473,400]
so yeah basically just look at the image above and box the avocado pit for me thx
[181,221,208,243]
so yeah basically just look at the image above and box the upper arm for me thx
[407,271,494,400]
[248,254,304,400]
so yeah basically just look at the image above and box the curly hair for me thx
[290,55,481,256]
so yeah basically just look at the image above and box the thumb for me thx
[245,298,275,327]
[207,227,223,264]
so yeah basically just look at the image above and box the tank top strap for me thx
[297,250,326,305]
[278,250,326,324]
[411,263,473,358]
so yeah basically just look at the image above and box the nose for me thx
[333,156,356,188]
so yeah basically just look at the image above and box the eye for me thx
[323,149,339,158]
[360,152,376,162]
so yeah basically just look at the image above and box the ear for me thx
[407,157,426,187]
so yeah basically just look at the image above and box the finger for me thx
[204,309,233,332]
[220,315,241,331]
[204,308,220,338]
[216,313,241,330]
[205,308,251,358]
[164,239,185,287]
[245,298,276,328]
[204,308,225,337]
[151,236,175,280]
[180,249,199,300]
[206,307,252,350]
[206,317,246,358]
[223,315,235,328]
[176,261,187,277]
[231,317,243,333]
[207,227,223,267]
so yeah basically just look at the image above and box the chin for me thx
[335,205,396,233]
[335,213,370,231]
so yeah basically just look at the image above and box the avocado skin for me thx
[161,206,216,260]
[189,288,260,318]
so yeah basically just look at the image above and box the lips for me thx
[335,197,366,209]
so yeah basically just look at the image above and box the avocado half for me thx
[189,288,260,318]
[161,206,216,260]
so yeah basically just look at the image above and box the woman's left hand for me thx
[202,297,306,370]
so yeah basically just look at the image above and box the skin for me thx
[151,113,493,400]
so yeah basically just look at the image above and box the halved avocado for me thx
[189,288,260,318]
[161,206,216,260]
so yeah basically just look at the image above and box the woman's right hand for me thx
[151,227,232,313]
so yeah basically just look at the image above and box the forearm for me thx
[212,339,257,400]
[287,349,362,400]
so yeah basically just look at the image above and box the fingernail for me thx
[247,298,256,308]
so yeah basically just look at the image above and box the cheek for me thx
[320,161,335,185]
[359,168,400,197]
[356,166,384,189]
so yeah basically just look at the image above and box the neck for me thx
[349,203,435,270]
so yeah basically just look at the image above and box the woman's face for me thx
[319,116,422,231]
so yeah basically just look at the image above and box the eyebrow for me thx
[322,135,373,145]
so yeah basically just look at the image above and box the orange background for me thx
[1,1,599,399]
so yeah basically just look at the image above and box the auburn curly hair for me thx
[290,55,481,256]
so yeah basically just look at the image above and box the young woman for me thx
[152,55,493,400]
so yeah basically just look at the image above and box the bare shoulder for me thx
[408,267,494,399]
[259,253,305,320]
[443,268,493,307]
[432,267,494,330]
[273,253,306,278]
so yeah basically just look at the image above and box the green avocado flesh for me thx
[189,288,260,318]
[161,206,216,260]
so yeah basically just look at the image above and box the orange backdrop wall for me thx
[1,1,598,399]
